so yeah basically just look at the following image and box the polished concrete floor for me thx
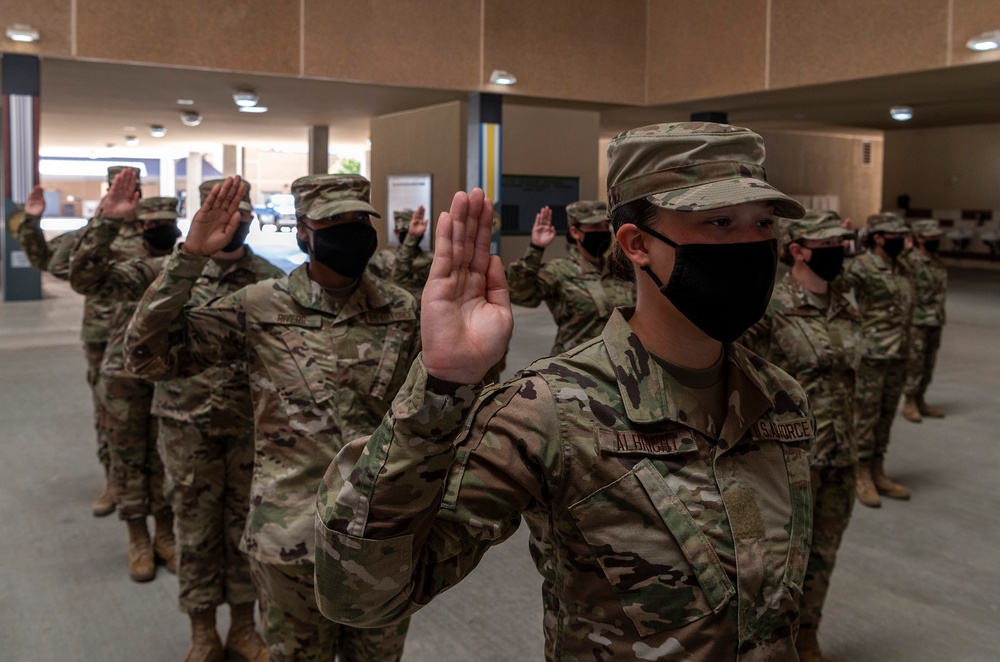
[0,268,998,661]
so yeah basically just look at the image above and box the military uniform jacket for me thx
[743,273,862,468]
[45,214,147,344]
[151,250,285,428]
[14,213,76,276]
[507,246,636,354]
[368,234,433,301]
[316,309,814,661]
[124,252,420,565]
[839,251,913,361]
[68,214,162,377]
[900,249,947,327]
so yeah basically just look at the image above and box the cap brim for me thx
[798,226,853,241]
[647,177,806,219]
[917,229,944,237]
[307,200,382,220]
[139,211,179,221]
[573,213,609,226]
[239,201,252,212]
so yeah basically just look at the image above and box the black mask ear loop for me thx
[634,224,678,289]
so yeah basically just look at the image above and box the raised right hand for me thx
[182,177,245,257]
[407,206,428,238]
[531,206,556,248]
[102,169,140,220]
[24,186,45,216]
[420,189,513,384]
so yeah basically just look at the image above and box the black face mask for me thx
[804,245,845,282]
[637,225,777,343]
[143,224,181,251]
[299,222,378,278]
[221,222,251,253]
[923,239,940,254]
[579,230,612,258]
[881,236,905,259]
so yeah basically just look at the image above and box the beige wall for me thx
[242,149,308,202]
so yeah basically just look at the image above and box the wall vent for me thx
[861,140,873,165]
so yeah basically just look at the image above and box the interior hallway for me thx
[0,269,997,661]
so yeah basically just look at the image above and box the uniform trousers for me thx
[158,418,257,613]
[83,342,110,469]
[249,560,409,662]
[904,325,942,398]
[800,464,856,631]
[100,375,168,520]
[855,358,906,462]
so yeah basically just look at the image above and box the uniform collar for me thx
[571,245,609,276]
[201,245,258,279]
[289,265,392,320]
[602,309,773,446]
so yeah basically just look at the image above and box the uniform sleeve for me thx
[388,234,429,290]
[367,249,392,279]
[741,305,774,360]
[315,356,557,627]
[68,215,159,300]
[13,213,56,273]
[124,249,247,381]
[506,246,553,307]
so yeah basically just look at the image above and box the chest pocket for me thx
[334,324,409,401]
[569,455,736,635]
[264,326,335,416]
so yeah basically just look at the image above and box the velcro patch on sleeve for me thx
[750,417,813,442]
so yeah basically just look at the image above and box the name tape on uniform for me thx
[749,418,813,442]
[596,428,697,456]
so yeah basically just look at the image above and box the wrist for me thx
[180,243,211,258]
[529,242,546,252]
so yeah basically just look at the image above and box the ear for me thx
[616,224,650,267]
[296,220,309,244]
[568,225,584,243]
[787,242,808,263]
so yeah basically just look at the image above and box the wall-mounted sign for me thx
[386,174,432,250]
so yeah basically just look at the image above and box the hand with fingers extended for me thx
[24,185,45,217]
[530,206,556,249]
[102,169,140,220]
[408,206,428,238]
[182,176,247,257]
[421,189,513,385]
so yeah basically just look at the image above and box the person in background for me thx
[367,207,432,300]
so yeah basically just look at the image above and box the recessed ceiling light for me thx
[238,106,268,114]
[124,125,136,132]
[966,30,1000,51]
[149,125,167,138]
[125,136,140,147]
[890,105,914,121]
[176,99,195,106]
[233,91,259,107]
[488,69,517,85]
[6,24,39,43]
[180,111,203,126]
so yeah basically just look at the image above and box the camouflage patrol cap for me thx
[291,174,381,220]
[780,210,852,247]
[867,212,909,234]
[910,218,944,238]
[393,209,414,230]
[199,178,252,212]
[606,122,805,221]
[566,201,608,226]
[107,165,142,189]
[137,196,179,221]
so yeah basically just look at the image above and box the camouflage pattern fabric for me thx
[316,308,814,661]
[904,326,943,399]
[839,251,914,361]
[743,272,862,468]
[250,560,409,662]
[83,341,111,470]
[292,173,381,220]
[800,464,855,632]
[855,358,906,462]
[12,213,73,275]
[507,246,636,355]
[367,233,432,301]
[159,419,257,612]
[99,374,168,520]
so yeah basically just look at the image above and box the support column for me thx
[1,53,42,301]
[308,126,329,175]
[466,93,502,255]
[222,144,239,176]
[159,157,176,197]
[186,152,203,219]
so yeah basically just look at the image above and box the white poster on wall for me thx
[386,174,432,250]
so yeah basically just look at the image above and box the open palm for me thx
[183,177,245,257]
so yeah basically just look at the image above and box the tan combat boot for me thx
[92,470,116,517]
[183,609,224,662]
[902,396,922,423]
[795,628,826,662]
[856,462,881,508]
[225,602,268,662]
[153,511,177,574]
[126,518,155,582]
[917,396,945,418]
[872,457,910,500]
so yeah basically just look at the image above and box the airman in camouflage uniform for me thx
[124,175,416,662]
[10,168,145,516]
[69,173,180,583]
[840,213,914,507]
[743,213,862,662]
[316,123,815,661]
[368,207,433,300]
[507,201,636,355]
[900,219,947,423]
